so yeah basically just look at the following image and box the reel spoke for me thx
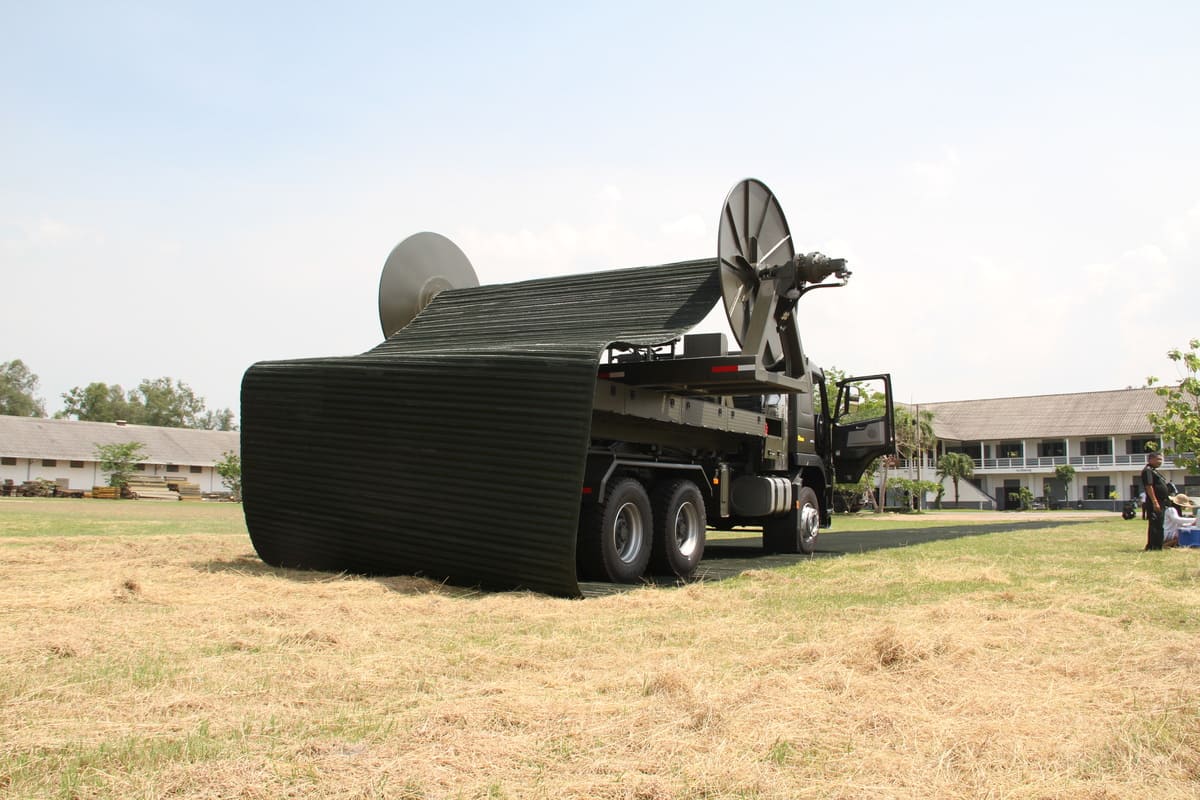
[717,179,796,366]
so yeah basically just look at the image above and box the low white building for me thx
[899,387,1195,510]
[0,415,239,494]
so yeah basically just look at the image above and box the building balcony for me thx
[898,453,1192,475]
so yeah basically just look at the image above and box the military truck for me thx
[240,178,895,596]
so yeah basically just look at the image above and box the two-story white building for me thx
[900,387,1195,510]
[0,415,239,494]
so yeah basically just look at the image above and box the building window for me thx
[166,464,179,472]
[41,459,57,467]
[1085,476,1114,500]
[1038,440,1065,458]
[190,465,202,474]
[998,441,1023,459]
[134,463,146,471]
[1127,437,1159,455]
[1,456,15,466]
[1083,439,1112,456]
[69,460,84,469]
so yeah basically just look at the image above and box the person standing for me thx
[1141,451,1171,550]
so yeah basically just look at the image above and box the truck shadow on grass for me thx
[204,518,1112,598]
[580,518,1108,596]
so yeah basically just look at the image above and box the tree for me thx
[822,367,891,513]
[891,477,942,511]
[134,377,208,428]
[895,406,937,464]
[833,462,879,513]
[57,382,136,422]
[1054,464,1076,505]
[95,441,147,489]
[57,376,236,430]
[936,452,975,506]
[1147,338,1200,474]
[0,359,47,417]
[197,408,237,431]
[215,451,242,500]
[891,405,936,510]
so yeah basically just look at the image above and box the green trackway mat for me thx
[241,259,722,597]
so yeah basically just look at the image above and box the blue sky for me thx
[3,2,1198,419]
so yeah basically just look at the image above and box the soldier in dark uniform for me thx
[1141,451,1170,550]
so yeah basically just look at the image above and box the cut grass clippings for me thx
[1,498,1198,799]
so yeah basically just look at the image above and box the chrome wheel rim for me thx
[613,501,645,565]
[674,501,704,558]
[799,501,820,547]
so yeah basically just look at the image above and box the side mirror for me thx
[842,385,861,415]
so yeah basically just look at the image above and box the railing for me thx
[896,453,1194,473]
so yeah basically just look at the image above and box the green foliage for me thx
[1017,486,1034,511]
[889,477,942,511]
[197,408,237,431]
[214,451,242,500]
[58,377,236,430]
[895,405,936,462]
[136,377,207,427]
[94,441,147,488]
[1147,338,1200,474]
[833,467,877,513]
[1055,464,1076,499]
[57,382,136,423]
[936,452,975,506]
[0,359,47,417]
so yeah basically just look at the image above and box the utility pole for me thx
[915,402,922,510]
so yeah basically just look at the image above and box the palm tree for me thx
[1054,463,1076,507]
[936,452,975,507]
[895,406,937,464]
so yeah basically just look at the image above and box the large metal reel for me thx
[378,232,480,338]
[718,179,795,367]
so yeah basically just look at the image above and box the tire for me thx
[577,478,653,583]
[762,485,820,555]
[650,479,707,578]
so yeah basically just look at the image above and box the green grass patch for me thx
[0,497,248,539]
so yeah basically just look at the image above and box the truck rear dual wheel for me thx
[651,480,706,578]
[578,477,708,583]
[762,486,820,555]
[577,478,653,583]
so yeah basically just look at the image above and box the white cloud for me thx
[1162,202,1200,251]
[598,184,623,204]
[0,215,90,252]
[659,213,706,241]
[902,149,961,200]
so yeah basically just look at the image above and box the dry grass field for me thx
[1,499,1198,799]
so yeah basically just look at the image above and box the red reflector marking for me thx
[711,365,739,373]
[581,487,593,495]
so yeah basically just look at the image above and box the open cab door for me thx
[832,374,895,483]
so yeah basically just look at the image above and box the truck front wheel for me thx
[578,478,653,583]
[650,479,707,578]
[762,485,820,555]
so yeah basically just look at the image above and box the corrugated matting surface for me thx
[240,258,721,596]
